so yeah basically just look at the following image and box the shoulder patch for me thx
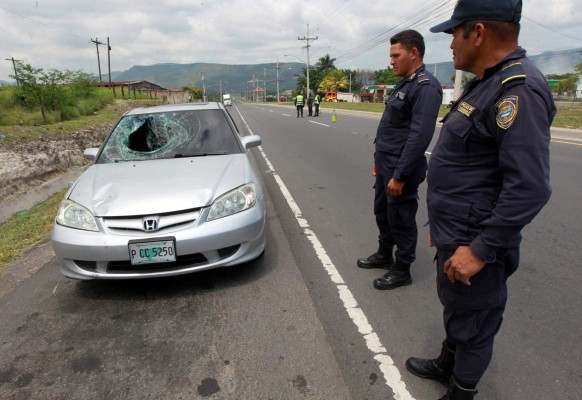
[417,73,430,85]
[496,96,518,129]
[501,61,526,85]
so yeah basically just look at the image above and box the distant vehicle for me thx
[51,102,266,280]
[324,92,356,102]
[223,93,232,106]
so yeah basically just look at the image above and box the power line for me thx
[0,5,87,41]
[333,0,454,64]
[523,16,582,43]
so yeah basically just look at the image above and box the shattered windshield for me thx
[97,109,242,163]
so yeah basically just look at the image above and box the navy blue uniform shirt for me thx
[374,65,442,181]
[427,47,555,263]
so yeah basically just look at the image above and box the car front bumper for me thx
[51,199,266,280]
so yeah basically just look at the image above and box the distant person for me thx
[357,30,442,292]
[307,93,314,116]
[405,1,555,399]
[314,93,321,116]
[295,92,305,118]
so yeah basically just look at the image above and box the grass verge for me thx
[0,190,66,275]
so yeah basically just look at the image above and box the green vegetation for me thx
[0,190,66,274]
[4,62,114,125]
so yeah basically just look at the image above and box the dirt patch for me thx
[0,126,111,202]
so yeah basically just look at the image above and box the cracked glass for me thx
[97,110,242,163]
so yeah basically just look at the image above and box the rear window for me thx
[97,109,242,163]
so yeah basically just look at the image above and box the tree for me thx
[182,86,204,100]
[11,62,102,124]
[315,54,337,73]
[296,54,337,94]
[575,63,582,78]
[318,70,349,92]
[373,68,400,85]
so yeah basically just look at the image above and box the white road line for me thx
[352,132,360,135]
[309,120,330,127]
[234,105,415,400]
[282,113,291,117]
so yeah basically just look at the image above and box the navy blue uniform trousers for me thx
[373,155,426,265]
[436,247,520,384]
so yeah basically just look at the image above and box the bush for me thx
[60,107,80,121]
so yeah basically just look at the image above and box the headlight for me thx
[207,183,256,221]
[55,200,99,231]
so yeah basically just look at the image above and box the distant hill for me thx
[427,47,582,87]
[112,62,305,96]
[0,80,15,87]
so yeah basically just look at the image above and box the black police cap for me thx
[430,0,522,33]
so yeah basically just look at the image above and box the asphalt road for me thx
[1,102,581,399]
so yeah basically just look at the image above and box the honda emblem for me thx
[143,217,159,232]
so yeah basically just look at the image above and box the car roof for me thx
[124,102,224,116]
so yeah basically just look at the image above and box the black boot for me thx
[406,340,455,386]
[357,251,394,269]
[372,260,411,290]
[439,376,477,400]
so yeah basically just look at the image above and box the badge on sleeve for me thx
[496,96,518,130]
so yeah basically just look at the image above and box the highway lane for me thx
[231,102,582,400]
[1,101,579,400]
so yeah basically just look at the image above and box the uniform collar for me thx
[482,47,526,80]
[404,64,426,82]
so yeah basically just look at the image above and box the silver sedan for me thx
[51,102,266,280]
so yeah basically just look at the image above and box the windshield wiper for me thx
[174,152,230,158]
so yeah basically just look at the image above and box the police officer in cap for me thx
[357,30,442,290]
[405,1,555,399]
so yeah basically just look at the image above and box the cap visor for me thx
[430,18,463,33]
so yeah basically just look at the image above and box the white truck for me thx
[324,92,357,102]
[222,93,232,106]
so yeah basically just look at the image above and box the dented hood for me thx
[68,155,249,217]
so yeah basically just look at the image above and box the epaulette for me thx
[417,72,430,85]
[500,61,526,85]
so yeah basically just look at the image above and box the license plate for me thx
[128,239,176,265]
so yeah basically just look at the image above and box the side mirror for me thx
[83,148,99,161]
[240,135,262,150]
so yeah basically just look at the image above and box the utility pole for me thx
[5,57,22,86]
[91,38,105,82]
[200,71,207,101]
[453,70,463,100]
[263,68,267,102]
[107,37,116,97]
[298,23,318,95]
[276,56,280,103]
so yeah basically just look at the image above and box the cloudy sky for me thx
[1,0,581,82]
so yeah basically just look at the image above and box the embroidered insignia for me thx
[396,92,406,100]
[457,101,476,117]
[417,73,429,84]
[496,96,518,129]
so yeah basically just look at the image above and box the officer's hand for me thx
[372,164,376,177]
[388,178,405,197]
[444,246,486,286]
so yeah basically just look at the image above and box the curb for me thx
[0,167,85,225]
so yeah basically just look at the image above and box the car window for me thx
[97,109,242,163]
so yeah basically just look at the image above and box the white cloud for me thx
[0,0,581,81]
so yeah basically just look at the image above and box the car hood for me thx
[68,155,250,217]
